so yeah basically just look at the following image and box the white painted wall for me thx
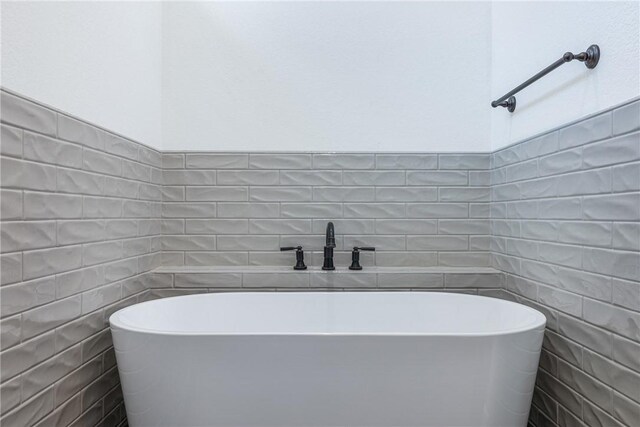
[161,1,492,152]
[491,1,640,150]
[2,1,637,152]
[1,1,163,149]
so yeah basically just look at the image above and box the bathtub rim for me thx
[109,291,546,338]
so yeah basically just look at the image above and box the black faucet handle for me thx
[349,246,375,270]
[280,246,302,251]
[280,246,307,270]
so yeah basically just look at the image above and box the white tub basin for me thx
[110,292,546,427]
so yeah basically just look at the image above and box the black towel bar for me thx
[491,44,600,113]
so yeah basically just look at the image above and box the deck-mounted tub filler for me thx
[110,292,546,427]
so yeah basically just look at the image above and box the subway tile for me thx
[184,252,248,266]
[583,132,640,168]
[439,187,489,202]
[163,169,217,185]
[558,360,612,412]
[83,241,122,266]
[439,252,490,267]
[342,171,405,186]
[23,192,82,219]
[162,235,216,251]
[138,146,162,168]
[122,159,151,182]
[557,221,611,246]
[249,154,311,169]
[312,154,374,169]
[217,235,280,251]
[1,388,54,427]
[0,277,56,317]
[439,219,490,235]
[538,285,582,316]
[613,100,640,135]
[250,186,312,202]
[375,219,437,234]
[1,221,56,253]
[0,375,21,414]
[612,222,640,251]
[521,132,559,158]
[281,203,342,218]
[375,187,437,202]
[438,154,490,170]
[217,170,279,185]
[310,272,377,288]
[58,115,108,150]
[0,189,22,220]
[469,171,491,186]
[56,266,105,299]
[186,219,249,234]
[280,170,342,185]
[162,153,185,169]
[0,92,56,136]
[23,132,82,168]
[185,153,248,169]
[186,186,248,201]
[538,198,582,220]
[243,272,309,288]
[105,135,138,159]
[558,112,612,149]
[81,282,121,313]
[0,331,55,382]
[0,253,22,285]
[375,154,437,169]
[21,296,82,340]
[375,251,438,267]
[538,148,582,176]
[0,124,22,157]
[505,159,538,182]
[583,298,640,341]
[406,170,467,185]
[57,220,106,245]
[1,157,56,191]
[249,219,311,234]
[344,203,404,218]
[174,273,243,288]
[218,202,279,218]
[557,168,611,196]
[162,202,217,218]
[103,176,138,199]
[378,273,443,288]
[313,187,374,202]
[537,242,582,269]
[613,391,640,427]
[84,197,123,218]
[583,193,640,221]
[57,168,105,195]
[612,162,640,192]
[558,313,613,357]
[312,219,375,234]
[162,186,185,201]
[407,235,468,251]
[406,203,467,218]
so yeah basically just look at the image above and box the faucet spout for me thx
[325,221,336,248]
[323,222,336,270]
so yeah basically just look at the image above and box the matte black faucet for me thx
[322,222,336,270]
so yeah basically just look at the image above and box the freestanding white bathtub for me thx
[110,292,546,427]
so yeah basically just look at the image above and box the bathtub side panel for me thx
[111,330,543,427]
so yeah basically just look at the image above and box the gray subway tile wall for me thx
[1,86,639,427]
[1,90,162,426]
[492,98,640,427]
[160,152,491,267]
